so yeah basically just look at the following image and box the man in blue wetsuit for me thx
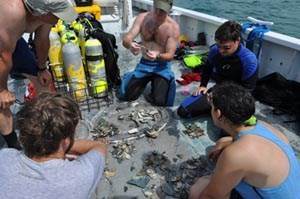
[177,20,258,118]
[189,82,300,199]
[119,0,180,106]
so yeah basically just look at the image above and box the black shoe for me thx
[2,131,22,150]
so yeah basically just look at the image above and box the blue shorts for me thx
[10,38,38,78]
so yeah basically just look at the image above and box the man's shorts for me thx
[10,38,38,79]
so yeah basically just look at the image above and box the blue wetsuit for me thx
[11,38,38,78]
[178,44,258,117]
[233,122,300,199]
[119,58,176,106]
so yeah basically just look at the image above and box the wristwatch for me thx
[37,67,47,72]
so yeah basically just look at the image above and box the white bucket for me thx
[94,0,118,7]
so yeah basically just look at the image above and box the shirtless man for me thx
[0,0,77,149]
[189,82,300,199]
[119,0,180,106]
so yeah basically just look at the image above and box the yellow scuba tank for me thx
[61,29,78,45]
[48,28,64,82]
[85,38,108,97]
[62,36,87,100]
[57,20,66,35]
[72,21,86,59]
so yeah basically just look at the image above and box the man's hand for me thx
[65,154,78,160]
[68,138,109,160]
[192,86,207,96]
[0,89,15,109]
[130,41,143,56]
[143,50,160,61]
[37,70,52,86]
[208,136,233,160]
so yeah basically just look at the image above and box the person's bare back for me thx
[224,129,290,188]
[0,0,27,55]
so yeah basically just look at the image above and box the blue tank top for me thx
[233,122,300,199]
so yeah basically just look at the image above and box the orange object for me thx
[24,81,56,103]
[49,81,57,92]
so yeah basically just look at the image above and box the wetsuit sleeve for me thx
[200,46,218,87]
[200,63,212,87]
[241,53,259,91]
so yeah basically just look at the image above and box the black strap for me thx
[85,55,103,61]
[37,67,48,72]
[252,186,264,199]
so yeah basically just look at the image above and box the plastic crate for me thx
[74,4,101,20]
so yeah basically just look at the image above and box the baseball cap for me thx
[23,0,78,22]
[154,0,173,13]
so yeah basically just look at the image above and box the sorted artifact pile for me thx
[183,123,205,139]
[89,101,217,198]
[91,103,169,143]
[91,117,120,140]
[128,109,160,127]
[111,141,137,163]
[131,151,214,198]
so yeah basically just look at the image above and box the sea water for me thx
[174,0,300,39]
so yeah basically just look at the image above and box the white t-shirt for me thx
[0,148,105,199]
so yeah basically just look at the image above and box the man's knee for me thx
[177,105,191,118]
[152,95,167,106]
[124,92,139,101]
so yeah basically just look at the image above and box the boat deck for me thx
[0,2,299,198]
[87,42,300,199]
[0,40,298,199]
[0,31,299,199]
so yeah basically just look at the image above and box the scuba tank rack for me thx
[50,71,113,112]
[48,15,113,112]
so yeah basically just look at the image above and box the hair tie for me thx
[244,115,257,126]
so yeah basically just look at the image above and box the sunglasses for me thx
[216,42,235,50]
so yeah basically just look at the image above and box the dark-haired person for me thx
[177,20,258,118]
[0,92,108,198]
[189,82,300,199]
[119,0,180,106]
[0,0,78,149]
